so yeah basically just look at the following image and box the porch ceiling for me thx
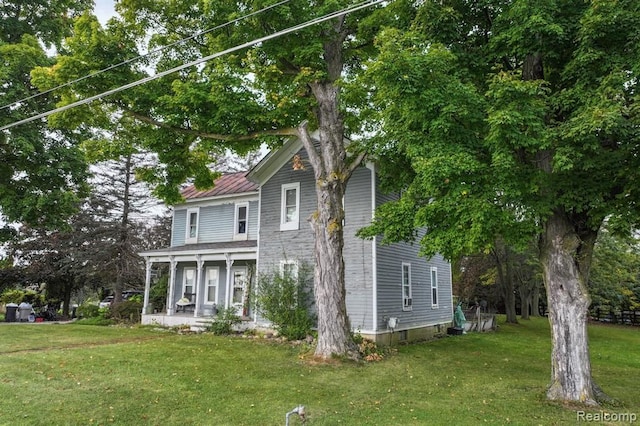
[139,240,257,262]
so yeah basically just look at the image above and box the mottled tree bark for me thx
[539,209,599,404]
[294,19,362,358]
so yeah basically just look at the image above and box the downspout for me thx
[366,162,378,332]
[254,186,262,322]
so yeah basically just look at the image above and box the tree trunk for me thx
[298,78,359,358]
[504,256,517,323]
[494,245,517,323]
[519,285,531,320]
[531,284,541,316]
[539,209,599,404]
[294,19,361,359]
[114,154,133,304]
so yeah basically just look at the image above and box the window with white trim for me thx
[234,203,248,239]
[205,267,219,304]
[185,208,199,244]
[431,267,439,308]
[402,263,412,311]
[280,259,299,280]
[231,267,247,306]
[280,182,300,231]
[182,267,196,301]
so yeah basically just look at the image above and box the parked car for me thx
[98,291,143,309]
[99,296,114,309]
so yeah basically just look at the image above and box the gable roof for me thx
[181,171,258,200]
[247,135,303,184]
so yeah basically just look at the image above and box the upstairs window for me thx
[280,182,300,231]
[235,203,248,240]
[402,263,412,311]
[431,267,439,308]
[185,208,199,244]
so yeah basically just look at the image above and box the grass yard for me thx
[0,317,638,425]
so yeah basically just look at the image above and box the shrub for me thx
[77,302,100,319]
[254,262,315,341]
[0,288,44,305]
[206,307,241,335]
[109,300,143,323]
[150,275,168,312]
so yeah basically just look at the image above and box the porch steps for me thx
[191,320,215,332]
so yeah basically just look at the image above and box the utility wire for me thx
[0,0,292,112]
[0,0,385,132]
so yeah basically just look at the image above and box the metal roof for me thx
[180,171,258,200]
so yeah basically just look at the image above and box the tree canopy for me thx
[359,0,639,404]
[0,0,92,229]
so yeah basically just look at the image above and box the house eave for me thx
[179,191,259,207]
[139,241,258,262]
[247,135,303,185]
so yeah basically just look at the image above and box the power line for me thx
[0,0,385,133]
[0,0,292,112]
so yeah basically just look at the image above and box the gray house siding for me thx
[254,147,379,331]
[343,166,375,331]
[171,200,258,247]
[374,190,453,331]
[256,150,376,329]
[256,152,316,272]
[171,210,187,246]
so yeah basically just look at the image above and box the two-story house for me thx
[139,136,453,343]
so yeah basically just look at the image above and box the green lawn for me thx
[0,318,637,425]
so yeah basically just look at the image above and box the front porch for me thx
[139,241,258,325]
[141,312,270,332]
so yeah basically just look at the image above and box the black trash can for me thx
[5,303,18,322]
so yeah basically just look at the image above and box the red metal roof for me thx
[181,171,258,200]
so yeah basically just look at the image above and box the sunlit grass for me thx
[0,318,638,425]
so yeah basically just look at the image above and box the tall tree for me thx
[33,1,408,358]
[86,153,155,303]
[0,0,91,228]
[360,1,639,404]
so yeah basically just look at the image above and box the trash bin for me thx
[5,303,18,322]
[18,302,32,322]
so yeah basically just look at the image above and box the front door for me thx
[231,267,248,316]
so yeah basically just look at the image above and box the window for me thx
[431,267,438,308]
[183,267,196,301]
[402,263,412,311]
[232,270,246,305]
[185,208,199,244]
[205,267,219,304]
[234,203,248,239]
[280,260,298,280]
[231,268,248,316]
[280,182,300,231]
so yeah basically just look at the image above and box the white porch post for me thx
[194,255,204,317]
[143,258,153,314]
[225,253,234,309]
[167,256,177,315]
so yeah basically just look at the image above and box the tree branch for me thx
[344,150,367,180]
[125,110,298,141]
[297,120,323,176]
